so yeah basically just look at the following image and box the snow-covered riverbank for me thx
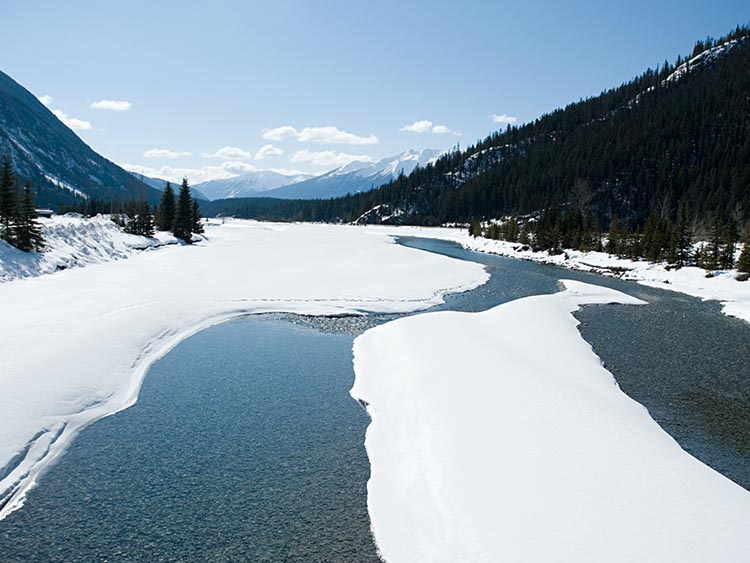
[0,220,487,519]
[0,214,178,282]
[351,280,750,562]
[361,225,750,324]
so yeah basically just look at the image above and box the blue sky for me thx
[3,0,748,183]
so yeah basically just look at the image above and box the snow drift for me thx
[352,280,750,562]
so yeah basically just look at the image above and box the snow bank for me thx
[0,214,177,282]
[0,220,488,519]
[352,280,750,562]
[364,225,750,324]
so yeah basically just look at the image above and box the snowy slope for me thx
[0,214,177,282]
[257,149,441,200]
[664,36,747,84]
[352,280,750,562]
[0,70,161,208]
[194,170,313,200]
[0,221,487,519]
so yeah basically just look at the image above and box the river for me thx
[0,237,747,562]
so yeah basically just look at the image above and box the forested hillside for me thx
[205,25,750,237]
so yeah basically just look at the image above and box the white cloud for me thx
[201,146,252,160]
[261,126,299,141]
[400,120,434,133]
[38,95,53,106]
[255,144,284,160]
[297,126,377,145]
[400,120,457,135]
[143,148,192,159]
[491,113,518,125]
[91,99,132,111]
[122,160,260,185]
[431,125,454,134]
[262,125,378,145]
[51,109,92,131]
[290,149,373,168]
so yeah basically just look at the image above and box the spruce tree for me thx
[156,182,176,231]
[172,178,194,243]
[0,155,17,244]
[14,181,44,252]
[672,201,692,267]
[736,226,750,276]
[192,199,204,235]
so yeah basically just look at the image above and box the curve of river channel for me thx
[0,237,748,562]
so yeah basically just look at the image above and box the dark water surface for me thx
[0,237,748,562]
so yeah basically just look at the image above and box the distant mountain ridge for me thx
[194,170,313,200]
[129,172,209,201]
[257,148,441,200]
[0,70,161,208]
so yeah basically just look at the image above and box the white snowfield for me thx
[0,220,488,519]
[351,280,750,563]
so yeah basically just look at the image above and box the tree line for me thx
[0,156,44,252]
[111,178,204,241]
[469,196,750,276]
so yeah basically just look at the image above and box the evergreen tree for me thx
[671,201,692,267]
[192,199,204,234]
[736,226,750,275]
[14,181,44,252]
[172,178,194,243]
[156,182,176,231]
[719,215,739,269]
[0,155,17,244]
[606,216,621,255]
[703,214,723,270]
[124,201,155,236]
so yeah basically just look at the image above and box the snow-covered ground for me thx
[0,214,177,282]
[352,280,750,562]
[458,234,750,323]
[360,225,750,324]
[0,219,487,519]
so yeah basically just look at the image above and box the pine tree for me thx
[192,199,204,235]
[606,216,621,255]
[14,181,44,252]
[719,216,739,270]
[0,155,17,244]
[156,182,176,231]
[736,226,750,276]
[172,178,194,243]
[703,214,723,271]
[671,201,692,267]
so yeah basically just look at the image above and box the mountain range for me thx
[0,70,160,208]
[190,148,440,201]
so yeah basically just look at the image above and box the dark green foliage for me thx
[14,181,44,251]
[124,201,155,237]
[156,182,176,231]
[172,178,194,243]
[468,220,482,237]
[736,226,750,274]
[0,157,44,251]
[0,155,17,243]
[192,199,204,234]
